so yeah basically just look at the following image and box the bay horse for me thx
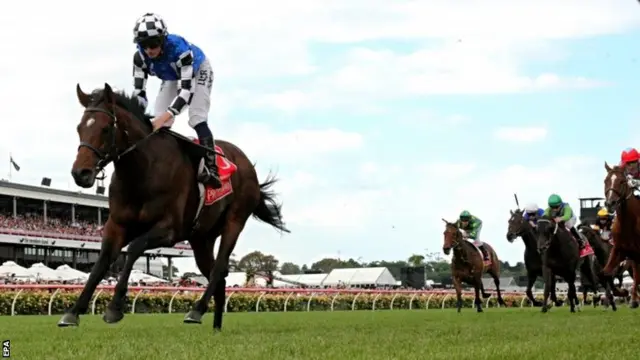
[442,219,506,312]
[506,209,563,307]
[58,83,289,330]
[535,216,586,313]
[602,162,640,308]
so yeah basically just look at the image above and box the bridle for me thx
[605,170,632,212]
[78,104,154,178]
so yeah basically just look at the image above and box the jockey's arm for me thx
[559,205,573,222]
[542,207,551,217]
[167,50,196,117]
[467,216,482,238]
[132,51,149,108]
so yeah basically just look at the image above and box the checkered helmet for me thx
[133,13,168,43]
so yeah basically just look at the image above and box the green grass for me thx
[1,307,640,360]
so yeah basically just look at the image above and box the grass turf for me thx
[1,307,639,360]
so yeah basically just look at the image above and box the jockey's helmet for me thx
[133,13,168,46]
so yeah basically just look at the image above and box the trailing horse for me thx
[506,209,563,307]
[442,219,506,313]
[58,83,289,331]
[536,216,593,313]
[578,224,628,306]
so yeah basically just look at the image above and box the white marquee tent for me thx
[27,263,63,281]
[321,267,397,287]
[128,269,168,284]
[55,265,89,281]
[0,261,33,279]
[274,273,328,288]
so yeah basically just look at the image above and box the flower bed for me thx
[0,290,626,315]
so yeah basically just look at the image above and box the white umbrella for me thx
[27,263,62,281]
[0,261,33,279]
[55,264,89,281]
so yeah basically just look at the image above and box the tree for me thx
[162,264,180,279]
[407,254,425,267]
[237,251,279,272]
[279,262,301,274]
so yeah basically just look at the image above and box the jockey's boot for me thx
[198,136,222,189]
[479,245,490,262]
[570,227,590,256]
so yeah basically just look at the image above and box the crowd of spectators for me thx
[0,213,102,238]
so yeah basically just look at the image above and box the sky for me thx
[1,0,640,274]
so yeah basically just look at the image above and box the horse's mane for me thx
[89,88,154,131]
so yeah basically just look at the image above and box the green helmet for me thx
[459,210,472,220]
[548,194,563,207]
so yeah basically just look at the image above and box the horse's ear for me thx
[441,218,448,224]
[605,161,612,172]
[76,84,90,108]
[103,83,115,105]
[510,209,514,215]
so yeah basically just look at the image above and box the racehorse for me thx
[535,215,584,313]
[578,224,628,307]
[506,209,563,307]
[58,83,289,331]
[602,162,640,308]
[442,219,506,312]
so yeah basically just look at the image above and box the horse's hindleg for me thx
[452,276,464,313]
[104,225,174,324]
[474,280,483,313]
[567,278,578,313]
[489,270,506,306]
[205,218,245,331]
[58,222,125,327]
[183,238,215,324]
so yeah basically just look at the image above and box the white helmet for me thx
[524,203,538,213]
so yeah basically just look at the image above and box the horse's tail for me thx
[252,171,291,233]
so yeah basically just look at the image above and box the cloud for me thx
[493,126,549,143]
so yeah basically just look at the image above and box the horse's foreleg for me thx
[631,262,640,309]
[57,221,125,327]
[104,225,174,324]
[567,277,578,313]
[541,267,553,313]
[452,276,464,313]
[526,272,542,307]
[183,238,215,324]
[604,246,624,275]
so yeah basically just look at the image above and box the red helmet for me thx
[621,148,640,165]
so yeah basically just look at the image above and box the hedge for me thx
[0,290,628,316]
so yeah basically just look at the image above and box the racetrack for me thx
[2,308,640,360]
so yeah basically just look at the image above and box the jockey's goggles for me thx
[138,37,163,49]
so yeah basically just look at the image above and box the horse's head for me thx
[506,209,526,243]
[604,162,631,214]
[534,215,557,253]
[442,218,462,255]
[71,83,152,188]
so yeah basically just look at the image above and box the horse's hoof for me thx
[611,303,618,312]
[630,301,639,309]
[476,308,483,313]
[184,310,203,324]
[102,308,124,324]
[541,307,548,313]
[57,313,80,327]
[482,293,491,299]
[213,327,222,333]
[532,301,543,307]
[554,301,564,307]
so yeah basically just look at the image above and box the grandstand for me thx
[0,180,192,279]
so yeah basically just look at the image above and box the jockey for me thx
[621,148,640,197]
[544,194,590,257]
[131,13,221,189]
[455,210,489,261]
[592,207,614,242]
[523,203,544,226]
